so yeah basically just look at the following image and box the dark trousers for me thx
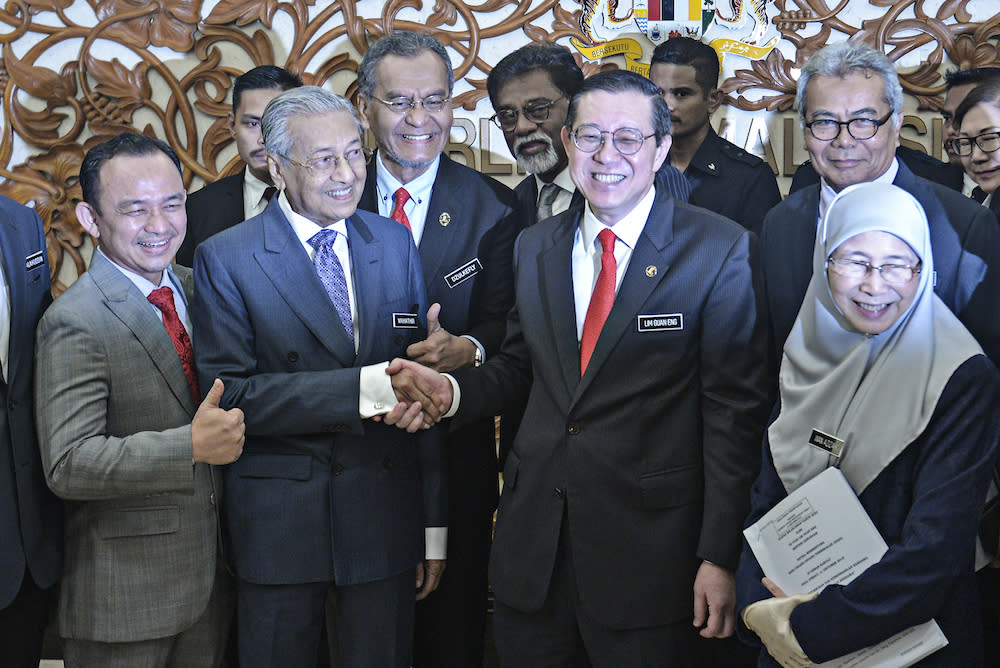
[980,566,1000,668]
[0,567,53,668]
[493,520,704,668]
[414,440,497,668]
[238,570,415,668]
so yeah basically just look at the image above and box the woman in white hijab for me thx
[735,182,1000,667]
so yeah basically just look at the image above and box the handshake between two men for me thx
[381,302,462,432]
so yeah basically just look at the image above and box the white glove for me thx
[742,591,819,668]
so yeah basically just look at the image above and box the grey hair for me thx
[262,86,364,159]
[796,41,903,128]
[357,31,454,99]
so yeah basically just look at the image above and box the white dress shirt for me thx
[242,168,274,221]
[374,154,439,247]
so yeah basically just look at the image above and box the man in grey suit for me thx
[35,132,245,667]
[192,86,447,668]
[0,194,62,668]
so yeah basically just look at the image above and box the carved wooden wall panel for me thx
[0,1,996,293]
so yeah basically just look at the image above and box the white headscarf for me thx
[769,182,983,495]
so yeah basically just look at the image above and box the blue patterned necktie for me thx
[308,228,353,338]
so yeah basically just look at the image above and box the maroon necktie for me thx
[391,188,412,232]
[148,286,200,404]
[580,228,617,376]
[263,186,277,203]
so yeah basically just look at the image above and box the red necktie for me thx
[148,286,200,404]
[580,228,617,376]
[391,188,412,231]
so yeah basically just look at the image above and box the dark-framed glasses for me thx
[827,256,921,286]
[489,97,564,131]
[946,132,1000,157]
[570,125,656,155]
[276,146,371,175]
[371,94,451,114]
[805,111,895,141]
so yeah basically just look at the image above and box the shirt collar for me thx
[534,166,576,198]
[95,247,184,300]
[375,152,440,205]
[818,158,898,222]
[579,183,656,252]
[244,167,271,207]
[277,191,349,247]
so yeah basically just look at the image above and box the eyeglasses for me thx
[370,95,451,114]
[570,125,656,155]
[827,256,921,286]
[946,132,1000,157]
[804,111,895,141]
[276,147,371,175]
[489,97,564,131]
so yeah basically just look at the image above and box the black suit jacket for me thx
[360,153,520,500]
[453,188,769,629]
[762,161,1000,369]
[0,195,61,607]
[680,128,782,237]
[177,171,245,266]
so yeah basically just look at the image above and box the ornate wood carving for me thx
[0,0,995,292]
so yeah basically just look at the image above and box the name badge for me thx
[392,313,419,329]
[637,313,683,332]
[24,251,44,271]
[808,429,845,458]
[444,258,483,289]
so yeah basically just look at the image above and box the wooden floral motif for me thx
[0,0,995,292]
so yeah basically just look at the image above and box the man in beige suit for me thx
[35,132,244,666]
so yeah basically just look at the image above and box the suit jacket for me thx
[762,161,1000,368]
[191,200,446,586]
[35,253,219,642]
[176,170,245,266]
[0,196,61,609]
[677,127,783,237]
[790,145,964,194]
[452,187,770,629]
[360,153,519,489]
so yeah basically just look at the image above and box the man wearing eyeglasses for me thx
[760,41,1000,374]
[191,86,447,668]
[385,68,769,667]
[355,30,521,668]
[486,43,691,231]
[649,37,781,237]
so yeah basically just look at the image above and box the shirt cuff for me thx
[442,373,460,418]
[358,362,395,418]
[425,527,447,560]
[461,334,486,364]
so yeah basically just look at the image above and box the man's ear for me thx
[706,87,723,115]
[227,111,237,139]
[76,201,101,239]
[267,154,285,191]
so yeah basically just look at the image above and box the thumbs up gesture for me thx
[405,303,479,372]
[192,378,245,464]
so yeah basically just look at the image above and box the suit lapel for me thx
[0,218,31,389]
[89,253,196,414]
[536,215,583,397]
[418,155,461,288]
[573,194,673,403]
[254,205,356,366]
[346,214,383,363]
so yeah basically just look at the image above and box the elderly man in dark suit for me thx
[192,85,446,668]
[354,31,520,668]
[176,65,302,265]
[388,69,769,667]
[761,41,1000,370]
[0,195,61,668]
[35,132,245,666]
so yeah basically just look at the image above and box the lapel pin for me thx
[439,212,451,226]
[707,162,716,171]
[645,265,657,277]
